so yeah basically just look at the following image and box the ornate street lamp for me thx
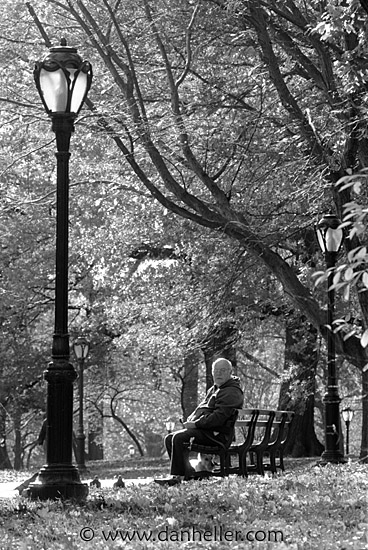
[26,40,92,501]
[341,407,354,455]
[73,337,90,472]
[315,213,345,464]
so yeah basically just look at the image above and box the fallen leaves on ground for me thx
[0,460,366,549]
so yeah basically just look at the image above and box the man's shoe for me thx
[154,476,182,486]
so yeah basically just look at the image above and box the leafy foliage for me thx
[0,0,367,465]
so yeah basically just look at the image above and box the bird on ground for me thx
[113,475,125,489]
[90,475,101,488]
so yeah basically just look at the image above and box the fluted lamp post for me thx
[315,212,345,464]
[73,337,90,472]
[26,40,92,501]
[341,407,354,455]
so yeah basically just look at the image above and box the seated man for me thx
[155,357,244,485]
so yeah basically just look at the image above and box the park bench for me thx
[183,410,239,478]
[237,409,294,476]
[185,408,294,478]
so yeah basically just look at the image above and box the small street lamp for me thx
[341,407,354,455]
[26,40,92,501]
[165,419,175,433]
[73,337,90,472]
[315,212,345,464]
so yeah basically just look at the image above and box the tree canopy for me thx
[0,0,367,463]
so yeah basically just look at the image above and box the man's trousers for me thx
[164,428,224,476]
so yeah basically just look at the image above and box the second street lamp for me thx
[341,407,354,455]
[315,212,345,464]
[26,39,92,501]
[73,337,90,472]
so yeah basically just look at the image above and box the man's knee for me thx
[171,428,199,448]
[164,433,173,453]
[165,433,173,446]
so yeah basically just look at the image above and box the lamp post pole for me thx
[26,40,92,501]
[76,353,86,472]
[73,337,90,472]
[322,249,345,464]
[345,415,351,456]
[315,213,345,465]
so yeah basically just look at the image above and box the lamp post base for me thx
[24,464,89,501]
[316,451,347,466]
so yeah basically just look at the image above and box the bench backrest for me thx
[224,409,240,449]
[278,412,295,448]
[253,410,275,447]
[268,412,288,447]
[236,408,294,449]
[238,409,294,422]
[241,409,259,447]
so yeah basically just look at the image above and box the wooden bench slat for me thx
[236,420,287,428]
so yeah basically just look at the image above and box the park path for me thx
[0,477,154,499]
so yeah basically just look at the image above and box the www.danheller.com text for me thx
[79,525,285,543]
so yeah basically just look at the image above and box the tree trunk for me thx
[88,431,104,460]
[88,413,104,461]
[0,405,12,469]
[13,408,22,470]
[181,351,199,420]
[278,318,324,457]
[361,368,368,462]
[143,430,164,457]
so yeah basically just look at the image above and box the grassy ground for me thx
[83,456,171,480]
[1,458,367,549]
[0,456,170,484]
[2,457,329,483]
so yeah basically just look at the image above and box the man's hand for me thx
[182,421,196,429]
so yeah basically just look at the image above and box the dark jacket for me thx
[187,376,244,441]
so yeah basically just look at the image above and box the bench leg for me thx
[278,450,285,472]
[256,451,265,476]
[269,451,277,474]
[240,453,248,477]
